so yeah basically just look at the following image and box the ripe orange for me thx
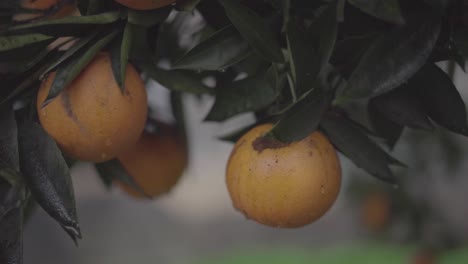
[116,124,188,198]
[226,124,341,228]
[37,53,148,163]
[361,192,391,233]
[14,0,78,21]
[114,0,175,10]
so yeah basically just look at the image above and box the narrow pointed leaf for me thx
[95,159,150,198]
[321,112,398,183]
[348,0,405,25]
[173,25,252,71]
[0,104,19,171]
[219,0,283,62]
[370,86,434,130]
[141,63,212,94]
[339,14,440,101]
[0,183,23,264]
[368,102,404,149]
[409,64,468,135]
[270,87,332,142]
[111,23,133,92]
[308,4,339,72]
[43,29,119,105]
[18,120,80,241]
[205,66,278,121]
[0,34,53,52]
[128,6,172,27]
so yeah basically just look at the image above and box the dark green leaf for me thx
[8,11,121,32]
[408,64,468,136]
[170,92,187,143]
[307,4,339,72]
[270,86,332,142]
[286,21,318,95]
[18,120,80,242]
[128,6,172,27]
[128,24,154,63]
[0,183,23,264]
[321,112,398,183]
[111,23,133,92]
[368,105,403,149]
[141,63,212,94]
[0,104,19,171]
[0,34,53,52]
[95,159,150,198]
[205,66,278,121]
[173,25,252,71]
[42,29,120,106]
[339,14,441,101]
[423,0,454,10]
[348,0,405,25]
[0,46,51,74]
[370,86,434,130]
[219,0,283,62]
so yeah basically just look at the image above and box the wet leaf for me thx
[321,112,399,183]
[408,64,468,136]
[219,0,283,62]
[348,0,405,25]
[205,66,278,121]
[339,13,441,101]
[43,29,120,106]
[173,24,252,71]
[18,120,80,242]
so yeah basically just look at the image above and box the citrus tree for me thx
[1,0,467,263]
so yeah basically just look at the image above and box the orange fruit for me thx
[14,0,78,21]
[116,124,188,198]
[226,124,341,228]
[361,192,391,233]
[114,0,175,10]
[37,53,148,163]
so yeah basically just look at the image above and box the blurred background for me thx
[23,11,468,264]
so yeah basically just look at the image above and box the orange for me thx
[226,124,341,228]
[116,124,188,198]
[114,0,175,10]
[37,53,148,163]
[361,192,391,233]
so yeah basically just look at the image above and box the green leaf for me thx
[173,24,252,71]
[348,0,405,25]
[408,64,468,136]
[0,33,53,52]
[219,0,283,63]
[111,23,133,92]
[368,105,404,149]
[141,63,212,94]
[9,11,120,30]
[286,20,317,95]
[0,46,51,74]
[170,92,187,144]
[339,14,441,101]
[18,120,80,242]
[0,104,19,171]
[128,24,154,63]
[128,6,172,27]
[0,179,23,264]
[369,86,434,130]
[321,112,398,183]
[95,159,150,198]
[205,66,278,121]
[270,86,332,143]
[42,29,120,106]
[307,4,339,72]
[41,32,99,78]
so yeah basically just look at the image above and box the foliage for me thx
[1,0,468,262]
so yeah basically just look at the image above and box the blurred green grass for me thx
[198,244,468,264]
